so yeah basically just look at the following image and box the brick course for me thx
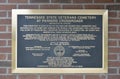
[40,5,61,9]
[108,68,117,74]
[73,0,93,3]
[0,5,16,10]
[108,26,117,32]
[63,5,83,9]
[40,75,60,79]
[63,75,83,79]
[94,0,114,3]
[84,5,104,9]
[19,75,38,79]
[30,0,49,3]
[0,0,5,3]
[8,0,28,3]
[51,0,71,3]
[0,68,6,74]
[86,75,106,79]
[0,26,6,32]
[0,54,6,60]
[18,5,39,9]
[0,75,16,79]
[108,54,117,60]
[106,5,120,10]
[108,75,120,79]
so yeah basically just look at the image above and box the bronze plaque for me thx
[12,9,108,73]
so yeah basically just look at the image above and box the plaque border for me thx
[12,9,108,73]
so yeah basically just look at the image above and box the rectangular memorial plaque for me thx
[12,9,108,73]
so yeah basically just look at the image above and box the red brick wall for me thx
[0,0,120,79]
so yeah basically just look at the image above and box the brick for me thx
[109,33,120,39]
[63,5,82,9]
[0,19,11,24]
[109,47,120,53]
[8,26,11,32]
[8,68,12,74]
[0,40,6,46]
[19,5,39,9]
[108,75,120,79]
[7,54,11,60]
[73,0,92,3]
[119,12,120,17]
[0,54,6,60]
[94,0,114,3]
[109,11,117,17]
[116,0,120,2]
[0,0,5,3]
[108,26,117,32]
[109,61,120,67]
[119,41,120,46]
[8,12,11,17]
[85,5,104,9]
[0,61,11,67]
[110,38,117,46]
[8,40,11,46]
[63,75,83,79]
[119,68,120,73]
[109,19,120,24]
[30,0,49,3]
[8,0,28,3]
[0,75,16,79]
[40,75,60,79]
[108,40,117,46]
[40,5,61,9]
[106,5,120,10]
[0,33,11,39]
[119,26,120,32]
[0,47,11,53]
[0,26,6,31]
[51,0,71,3]
[0,68,6,74]
[119,54,120,59]
[108,68,117,74]
[109,54,117,60]
[0,12,7,17]
[86,75,106,79]
[0,5,16,10]
[7,68,12,74]
[19,75,38,79]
